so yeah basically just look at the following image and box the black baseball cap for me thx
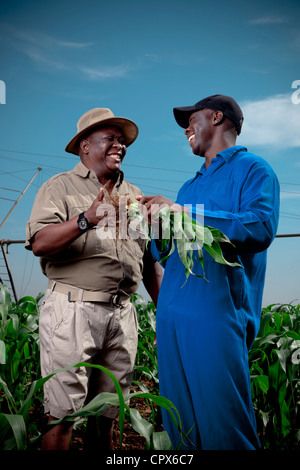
[173,94,244,135]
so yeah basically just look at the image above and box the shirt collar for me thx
[196,145,247,176]
[73,161,90,177]
[72,161,124,187]
[216,145,247,162]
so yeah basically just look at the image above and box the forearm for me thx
[31,216,83,257]
[143,260,163,307]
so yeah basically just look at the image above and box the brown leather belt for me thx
[48,280,130,305]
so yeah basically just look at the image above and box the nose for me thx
[184,126,190,136]
[111,137,127,156]
[112,137,126,148]
[112,140,121,148]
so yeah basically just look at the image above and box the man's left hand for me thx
[136,194,188,220]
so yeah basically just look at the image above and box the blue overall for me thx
[151,146,280,450]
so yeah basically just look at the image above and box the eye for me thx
[104,136,126,145]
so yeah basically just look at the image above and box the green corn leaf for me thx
[127,203,242,283]
[203,226,214,246]
[137,340,157,368]
[0,339,6,364]
[152,431,173,450]
[204,240,241,267]
[0,377,17,414]
[12,348,20,382]
[0,413,11,447]
[0,413,27,450]
[129,408,153,450]
[122,391,184,437]
[206,226,232,244]
[291,348,300,365]
[255,375,269,394]
[276,348,291,373]
[0,285,12,319]
[52,392,115,420]
[280,400,290,437]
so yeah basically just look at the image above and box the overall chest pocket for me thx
[206,180,238,212]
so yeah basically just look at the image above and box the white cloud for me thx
[79,64,132,80]
[249,17,289,25]
[1,22,132,80]
[1,23,94,50]
[21,46,67,70]
[239,94,300,148]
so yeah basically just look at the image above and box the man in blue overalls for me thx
[137,95,280,450]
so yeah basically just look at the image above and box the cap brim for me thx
[65,117,139,156]
[174,105,203,129]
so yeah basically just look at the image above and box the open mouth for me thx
[107,153,122,163]
[188,133,195,146]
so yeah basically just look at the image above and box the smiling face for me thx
[184,109,214,157]
[80,125,127,182]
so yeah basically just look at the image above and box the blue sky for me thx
[0,0,299,306]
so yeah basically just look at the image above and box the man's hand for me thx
[136,194,188,220]
[84,188,106,226]
[31,188,107,257]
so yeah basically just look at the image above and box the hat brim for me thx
[173,105,203,129]
[65,117,139,156]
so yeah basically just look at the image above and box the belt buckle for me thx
[112,294,121,306]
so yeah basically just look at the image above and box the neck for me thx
[204,132,236,168]
[80,158,120,190]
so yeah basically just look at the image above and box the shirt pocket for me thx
[225,261,245,310]
[86,226,116,257]
[207,180,238,212]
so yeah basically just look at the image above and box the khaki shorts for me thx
[39,285,138,419]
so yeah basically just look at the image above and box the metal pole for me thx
[0,167,42,230]
[275,233,300,238]
[0,244,18,303]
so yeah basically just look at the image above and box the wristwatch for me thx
[77,212,91,232]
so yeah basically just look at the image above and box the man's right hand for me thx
[84,188,106,227]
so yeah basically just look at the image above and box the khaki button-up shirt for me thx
[25,161,148,295]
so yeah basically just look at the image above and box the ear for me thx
[212,111,224,126]
[79,138,90,155]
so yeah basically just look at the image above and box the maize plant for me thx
[127,202,241,282]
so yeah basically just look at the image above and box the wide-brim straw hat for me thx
[65,108,139,155]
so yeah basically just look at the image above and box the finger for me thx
[136,195,157,204]
[97,188,105,202]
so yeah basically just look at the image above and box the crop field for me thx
[0,284,299,450]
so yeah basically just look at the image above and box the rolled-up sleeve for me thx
[25,179,67,251]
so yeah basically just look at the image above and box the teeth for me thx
[188,134,195,142]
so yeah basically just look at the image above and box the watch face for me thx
[78,219,88,230]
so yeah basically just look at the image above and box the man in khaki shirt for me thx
[25,108,163,450]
